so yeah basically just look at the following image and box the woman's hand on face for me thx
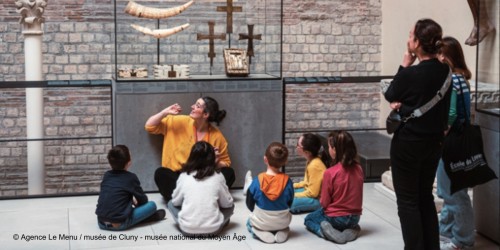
[162,103,182,116]
[402,47,417,67]
[390,101,402,110]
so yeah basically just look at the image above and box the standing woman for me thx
[384,19,452,250]
[145,96,235,201]
[436,36,474,250]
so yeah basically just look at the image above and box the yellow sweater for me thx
[145,115,231,171]
[293,157,326,198]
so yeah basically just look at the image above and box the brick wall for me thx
[282,0,382,77]
[0,0,383,195]
[0,87,112,196]
[0,0,382,80]
[284,81,381,178]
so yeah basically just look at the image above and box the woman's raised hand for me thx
[162,103,182,116]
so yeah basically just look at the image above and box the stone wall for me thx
[0,87,112,196]
[0,0,382,81]
[284,81,381,178]
[282,0,382,77]
[0,0,383,196]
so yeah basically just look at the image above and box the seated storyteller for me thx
[244,142,294,244]
[304,131,363,244]
[95,145,165,231]
[145,96,235,201]
[167,141,234,236]
[291,133,328,214]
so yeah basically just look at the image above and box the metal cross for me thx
[197,21,226,68]
[216,0,242,34]
[238,24,262,64]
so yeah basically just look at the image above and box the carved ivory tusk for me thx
[130,23,190,39]
[125,0,194,19]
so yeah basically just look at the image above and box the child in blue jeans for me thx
[304,131,364,244]
[291,133,328,214]
[96,145,165,230]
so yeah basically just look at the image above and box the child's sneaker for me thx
[343,224,361,242]
[320,221,346,244]
[143,209,166,223]
[440,242,474,250]
[252,227,275,244]
[243,170,252,196]
[274,227,290,243]
[440,235,452,244]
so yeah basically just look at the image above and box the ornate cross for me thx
[238,24,262,64]
[216,0,242,34]
[197,21,226,68]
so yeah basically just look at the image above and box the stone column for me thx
[16,0,47,195]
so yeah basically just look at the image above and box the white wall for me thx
[379,0,499,127]
[381,0,498,79]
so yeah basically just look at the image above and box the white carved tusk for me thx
[130,23,190,39]
[125,0,194,19]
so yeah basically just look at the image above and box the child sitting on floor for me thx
[304,131,364,244]
[291,133,328,214]
[245,142,294,244]
[95,145,165,230]
[167,141,234,236]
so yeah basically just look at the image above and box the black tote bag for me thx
[442,82,497,194]
[442,122,497,194]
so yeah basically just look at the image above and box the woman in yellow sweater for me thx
[291,133,327,214]
[145,96,234,201]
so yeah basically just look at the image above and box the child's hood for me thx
[258,172,289,201]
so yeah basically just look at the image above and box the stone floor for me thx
[0,183,498,250]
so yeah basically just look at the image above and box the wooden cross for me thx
[216,0,242,34]
[197,21,226,68]
[238,24,262,64]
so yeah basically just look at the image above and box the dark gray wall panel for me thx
[113,79,282,191]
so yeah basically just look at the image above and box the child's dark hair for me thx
[300,133,322,157]
[301,133,330,166]
[328,130,359,168]
[182,141,219,180]
[202,96,226,126]
[265,142,289,168]
[107,145,131,170]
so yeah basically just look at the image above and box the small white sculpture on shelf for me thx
[154,65,190,79]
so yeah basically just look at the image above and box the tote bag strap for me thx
[457,76,470,125]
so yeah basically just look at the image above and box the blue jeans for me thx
[98,201,157,231]
[290,188,321,214]
[304,208,360,238]
[436,159,475,247]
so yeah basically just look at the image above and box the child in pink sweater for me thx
[304,130,364,244]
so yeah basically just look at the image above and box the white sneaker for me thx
[252,227,275,243]
[242,170,252,196]
[440,235,452,244]
[274,227,289,243]
[440,241,474,250]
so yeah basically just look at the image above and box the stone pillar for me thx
[16,0,47,195]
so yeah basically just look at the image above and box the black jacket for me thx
[385,58,451,140]
[95,170,148,223]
